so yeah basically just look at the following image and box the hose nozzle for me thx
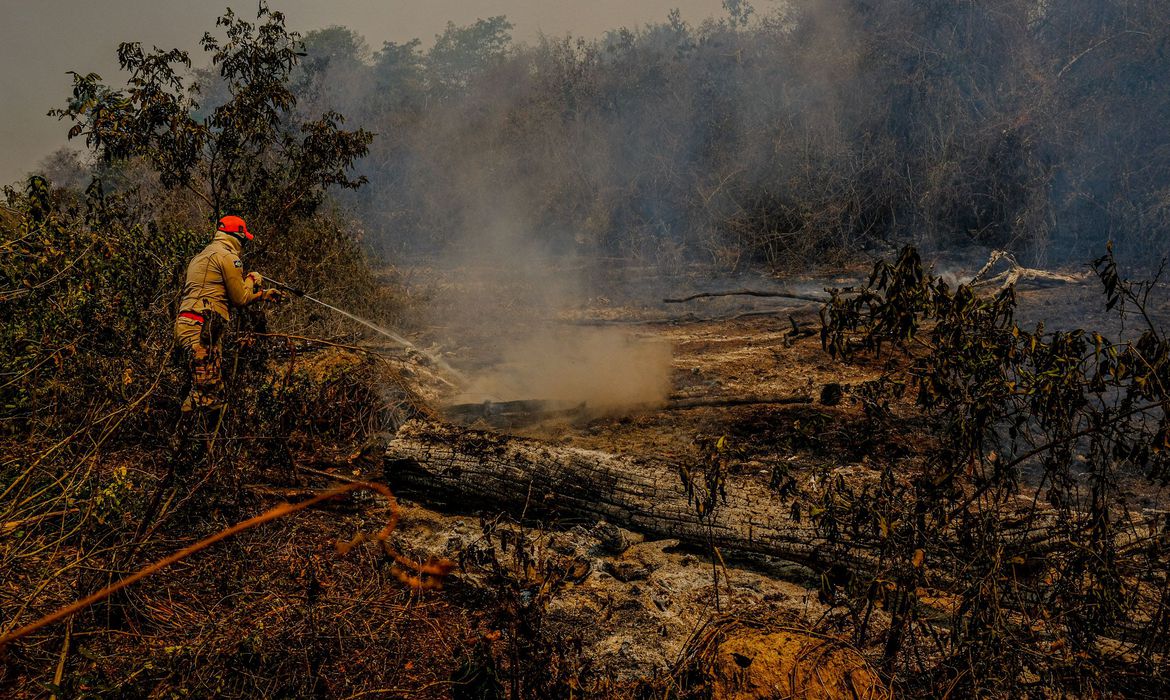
[264,277,305,297]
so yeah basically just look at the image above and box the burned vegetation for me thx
[5,2,1170,698]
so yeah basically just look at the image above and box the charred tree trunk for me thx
[384,420,863,570]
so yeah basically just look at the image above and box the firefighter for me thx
[174,215,282,411]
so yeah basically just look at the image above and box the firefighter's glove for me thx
[245,271,263,294]
[262,288,288,304]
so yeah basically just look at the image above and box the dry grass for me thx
[0,345,467,698]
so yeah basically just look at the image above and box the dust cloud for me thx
[429,241,675,413]
[455,326,672,411]
[425,199,673,413]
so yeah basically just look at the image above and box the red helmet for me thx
[216,215,253,242]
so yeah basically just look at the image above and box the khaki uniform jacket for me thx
[178,232,260,321]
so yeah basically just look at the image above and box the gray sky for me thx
[1,0,728,185]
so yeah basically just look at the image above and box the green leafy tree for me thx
[51,4,372,229]
[371,39,425,112]
[426,16,514,97]
[3,4,384,435]
[293,26,374,121]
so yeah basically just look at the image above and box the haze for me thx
[0,0,728,186]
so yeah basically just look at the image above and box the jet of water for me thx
[267,278,466,386]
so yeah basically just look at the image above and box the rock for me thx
[565,556,592,583]
[548,528,594,558]
[708,627,888,700]
[590,520,644,555]
[604,539,678,582]
[606,558,652,582]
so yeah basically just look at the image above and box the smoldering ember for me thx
[3,2,1170,698]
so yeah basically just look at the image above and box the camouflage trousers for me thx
[175,311,227,411]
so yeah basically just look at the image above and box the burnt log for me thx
[381,422,1155,591]
[384,420,863,570]
[382,421,1159,658]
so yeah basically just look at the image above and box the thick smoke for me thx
[290,2,1170,270]
[419,179,673,410]
[278,1,1170,401]
[455,326,672,409]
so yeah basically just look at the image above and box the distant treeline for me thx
[257,0,1170,269]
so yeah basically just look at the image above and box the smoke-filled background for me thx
[259,0,1170,405]
[22,0,1170,270]
[249,0,1170,269]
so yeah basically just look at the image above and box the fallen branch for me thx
[560,310,807,326]
[968,250,1087,289]
[48,619,72,700]
[664,289,828,304]
[445,394,816,427]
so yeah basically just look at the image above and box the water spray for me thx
[265,277,467,386]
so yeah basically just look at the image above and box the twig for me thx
[298,465,369,484]
[1,509,79,535]
[256,331,438,418]
[0,422,92,510]
[1056,31,1150,80]
[0,242,97,303]
[49,619,72,700]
